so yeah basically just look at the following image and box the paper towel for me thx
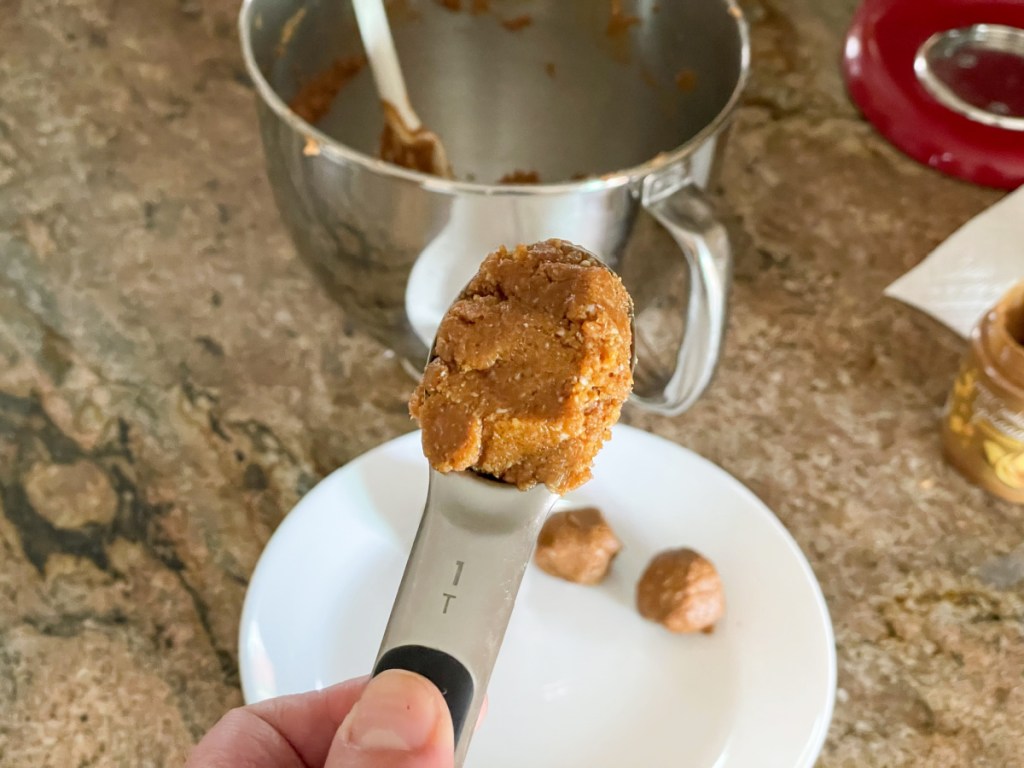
[885,186,1024,338]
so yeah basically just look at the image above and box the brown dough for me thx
[498,170,541,184]
[637,548,725,633]
[409,240,633,494]
[288,55,367,125]
[535,507,622,584]
[379,101,452,177]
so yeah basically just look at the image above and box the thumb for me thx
[324,669,455,768]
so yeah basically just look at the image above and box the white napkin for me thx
[885,186,1024,338]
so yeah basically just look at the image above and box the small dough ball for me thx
[535,507,622,585]
[637,548,724,633]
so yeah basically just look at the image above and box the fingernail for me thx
[339,670,443,751]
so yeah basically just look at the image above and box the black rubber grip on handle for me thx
[373,645,475,742]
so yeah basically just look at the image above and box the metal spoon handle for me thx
[373,469,556,766]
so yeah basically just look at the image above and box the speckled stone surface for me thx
[1,0,1021,766]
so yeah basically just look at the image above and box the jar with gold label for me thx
[943,281,1024,503]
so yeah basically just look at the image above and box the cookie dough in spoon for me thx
[410,239,634,494]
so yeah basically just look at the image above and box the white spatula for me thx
[352,0,453,176]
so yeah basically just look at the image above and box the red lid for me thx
[843,0,1024,189]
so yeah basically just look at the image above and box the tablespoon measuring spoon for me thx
[372,253,635,766]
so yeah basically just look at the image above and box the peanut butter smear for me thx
[410,239,633,494]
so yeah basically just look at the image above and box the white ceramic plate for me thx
[239,426,835,768]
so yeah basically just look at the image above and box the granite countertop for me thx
[1,0,1021,765]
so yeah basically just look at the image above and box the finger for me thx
[476,696,488,731]
[324,669,454,768]
[247,677,370,765]
[187,677,369,768]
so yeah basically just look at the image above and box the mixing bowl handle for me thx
[633,170,732,416]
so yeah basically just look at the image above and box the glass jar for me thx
[943,281,1024,503]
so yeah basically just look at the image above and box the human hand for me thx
[187,670,454,768]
